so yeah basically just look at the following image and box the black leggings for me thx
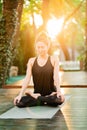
[16,94,63,108]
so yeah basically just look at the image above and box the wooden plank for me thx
[0,88,87,130]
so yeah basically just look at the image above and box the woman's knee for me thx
[15,96,27,108]
[16,95,39,107]
[58,95,65,105]
[16,101,26,108]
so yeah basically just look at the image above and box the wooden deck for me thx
[1,71,87,129]
[3,71,87,88]
[0,71,87,130]
[0,88,87,130]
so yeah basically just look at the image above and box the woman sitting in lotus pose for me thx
[14,32,65,107]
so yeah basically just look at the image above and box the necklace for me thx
[37,55,49,66]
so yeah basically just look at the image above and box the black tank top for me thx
[32,56,56,96]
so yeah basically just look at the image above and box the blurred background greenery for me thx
[0,0,87,86]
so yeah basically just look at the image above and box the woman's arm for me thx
[52,56,65,102]
[19,59,32,96]
[53,56,61,93]
[14,58,34,105]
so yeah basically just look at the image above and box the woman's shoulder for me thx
[50,55,59,66]
[27,57,36,66]
[50,55,59,60]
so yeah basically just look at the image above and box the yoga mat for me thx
[0,95,70,119]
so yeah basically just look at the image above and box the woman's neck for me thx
[38,54,49,59]
[37,54,49,67]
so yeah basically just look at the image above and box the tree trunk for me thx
[58,31,71,60]
[3,0,24,47]
[0,0,24,87]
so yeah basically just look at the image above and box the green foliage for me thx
[0,17,11,86]
[0,0,2,17]
[1,0,87,87]
[71,0,82,4]
[21,0,42,30]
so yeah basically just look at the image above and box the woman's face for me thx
[35,42,49,56]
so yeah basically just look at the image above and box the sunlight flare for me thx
[46,17,64,39]
[34,13,43,29]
